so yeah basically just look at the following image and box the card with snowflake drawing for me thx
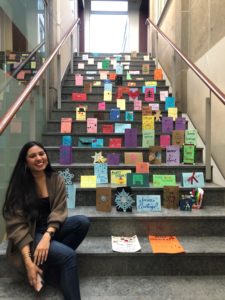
[112,235,141,252]
[115,186,134,212]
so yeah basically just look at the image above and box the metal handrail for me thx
[146,18,225,106]
[0,18,80,135]
[0,40,45,93]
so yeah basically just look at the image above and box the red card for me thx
[71,93,87,101]
[102,124,114,133]
[109,138,122,148]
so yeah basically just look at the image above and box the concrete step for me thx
[1,275,225,300]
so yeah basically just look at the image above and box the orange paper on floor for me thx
[148,236,185,254]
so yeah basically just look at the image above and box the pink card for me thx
[145,87,155,102]
[98,102,106,110]
[133,99,142,111]
[87,118,97,133]
[75,74,83,86]
[160,135,171,148]
[60,118,72,133]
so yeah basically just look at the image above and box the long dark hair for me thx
[2,141,55,220]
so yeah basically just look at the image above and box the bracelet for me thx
[23,252,31,260]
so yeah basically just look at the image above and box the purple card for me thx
[162,117,173,134]
[124,128,138,147]
[60,145,72,164]
[166,145,180,165]
[175,117,186,130]
[107,153,120,165]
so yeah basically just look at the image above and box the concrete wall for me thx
[150,0,225,179]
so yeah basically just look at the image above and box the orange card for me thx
[136,162,150,173]
[60,118,72,133]
[148,236,185,254]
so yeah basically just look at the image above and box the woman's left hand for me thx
[33,234,51,266]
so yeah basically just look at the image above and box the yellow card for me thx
[168,107,178,121]
[116,99,126,110]
[76,107,86,121]
[31,61,36,69]
[145,81,157,86]
[142,115,155,130]
[104,90,112,101]
[110,170,132,185]
[80,176,96,188]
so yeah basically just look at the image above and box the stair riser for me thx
[44,134,154,146]
[72,65,156,71]
[73,187,224,207]
[78,255,225,276]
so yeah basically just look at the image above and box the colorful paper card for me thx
[60,145,72,164]
[136,195,161,212]
[182,172,205,188]
[88,58,94,64]
[144,88,155,102]
[172,130,185,147]
[115,123,131,134]
[133,100,142,111]
[109,138,122,148]
[99,71,109,80]
[75,74,83,86]
[110,170,131,185]
[142,64,150,75]
[97,62,102,69]
[145,81,157,87]
[62,135,72,146]
[104,83,112,92]
[87,118,97,133]
[102,59,110,69]
[65,184,76,209]
[142,105,152,116]
[78,137,95,147]
[127,173,149,187]
[160,135,171,148]
[124,152,143,164]
[115,75,123,86]
[80,176,96,188]
[128,88,139,101]
[168,107,178,121]
[149,236,184,254]
[96,187,112,212]
[175,117,186,130]
[76,107,86,121]
[154,68,163,80]
[93,81,101,86]
[163,186,180,209]
[104,90,112,101]
[61,118,72,133]
[84,82,92,93]
[117,99,126,110]
[125,111,134,121]
[149,103,159,111]
[160,90,169,101]
[92,138,104,148]
[183,144,195,164]
[98,102,106,110]
[149,146,162,164]
[166,145,180,165]
[116,64,123,74]
[165,97,175,111]
[142,115,155,130]
[102,124,114,133]
[109,73,117,80]
[107,153,120,165]
[185,129,197,145]
[153,175,176,187]
[162,117,174,134]
[78,63,85,69]
[94,163,108,184]
[136,162,150,173]
[124,128,138,147]
[142,85,156,93]
[115,186,134,212]
[127,82,136,87]
[142,130,155,147]
[72,93,87,101]
[82,54,88,60]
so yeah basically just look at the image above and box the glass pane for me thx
[90,14,128,52]
[91,1,128,12]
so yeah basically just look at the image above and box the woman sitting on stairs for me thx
[2,141,90,300]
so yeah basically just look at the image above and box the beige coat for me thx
[4,173,68,273]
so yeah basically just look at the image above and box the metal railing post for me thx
[172,51,176,98]
[155,31,158,68]
[57,53,61,109]
[70,34,74,74]
[29,94,36,140]
[205,94,212,181]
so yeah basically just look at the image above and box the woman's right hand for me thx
[24,260,43,291]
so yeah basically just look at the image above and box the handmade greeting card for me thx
[182,172,205,188]
[154,68,163,80]
[62,135,72,146]
[109,138,122,148]
[142,130,155,147]
[102,59,110,69]
[142,64,150,75]
[98,102,106,110]
[160,90,169,101]
[136,195,161,212]
[142,115,155,130]
[136,162,150,173]
[115,186,134,212]
[94,163,108,184]
[133,100,142,111]
[80,176,96,188]
[114,123,131,134]
[168,107,178,121]
[163,186,180,209]
[71,93,87,101]
[172,130,185,147]
[160,135,171,148]
[185,129,197,146]
[166,145,180,165]
[110,170,131,185]
[116,64,123,75]
[165,97,175,111]
[59,145,72,165]
[109,73,117,80]
[124,152,143,164]
[117,99,126,110]
[144,87,155,102]
[162,117,174,134]
[91,138,104,148]
[102,124,114,133]
[76,107,86,121]
[104,90,112,101]
[149,103,159,111]
[107,153,120,165]
[87,118,97,133]
[127,173,149,187]
[96,187,112,212]
[142,105,152,116]
[78,137,95,147]
[84,82,92,93]
[124,128,138,147]
[60,118,72,133]
[175,117,186,130]
[149,146,162,164]
[183,144,195,164]
[75,74,83,86]
[153,175,176,187]
[125,111,134,121]
[128,88,139,101]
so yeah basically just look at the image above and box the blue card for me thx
[136,195,161,212]
[65,184,76,208]
[165,97,175,111]
[182,172,205,188]
[94,163,108,184]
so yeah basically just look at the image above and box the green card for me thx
[183,144,195,164]
[153,175,176,187]
[102,59,110,69]
[127,173,149,187]
[185,129,197,145]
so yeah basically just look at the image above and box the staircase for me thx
[1,52,225,299]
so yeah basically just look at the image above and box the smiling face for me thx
[26,145,48,175]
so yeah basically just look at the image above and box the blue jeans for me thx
[34,215,90,300]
